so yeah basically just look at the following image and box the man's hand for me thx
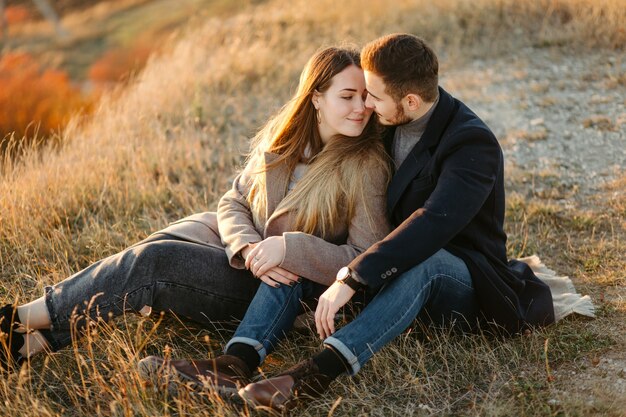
[315,281,355,340]
[244,236,289,280]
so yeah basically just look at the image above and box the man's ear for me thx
[405,93,422,111]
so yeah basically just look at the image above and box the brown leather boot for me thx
[238,359,333,411]
[138,354,253,397]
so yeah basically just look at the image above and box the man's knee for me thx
[419,273,478,331]
[429,249,467,270]
[401,249,469,283]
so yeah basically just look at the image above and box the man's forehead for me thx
[364,71,381,83]
[364,71,387,98]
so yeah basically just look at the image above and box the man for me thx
[140,34,555,411]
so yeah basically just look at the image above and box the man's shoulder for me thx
[435,97,497,151]
[452,101,492,134]
[435,89,495,140]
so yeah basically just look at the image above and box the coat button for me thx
[386,271,392,276]
[391,267,397,273]
[381,274,386,279]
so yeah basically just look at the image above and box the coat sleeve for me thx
[278,161,391,286]
[217,159,264,269]
[350,130,501,289]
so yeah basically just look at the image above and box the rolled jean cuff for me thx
[43,286,60,331]
[324,336,361,376]
[225,337,267,364]
[41,286,72,352]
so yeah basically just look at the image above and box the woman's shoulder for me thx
[358,140,391,174]
[340,142,391,190]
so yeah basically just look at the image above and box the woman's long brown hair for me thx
[246,46,391,238]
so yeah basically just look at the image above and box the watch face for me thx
[337,266,350,281]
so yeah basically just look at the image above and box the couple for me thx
[1,33,554,411]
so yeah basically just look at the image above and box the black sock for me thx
[225,342,260,372]
[312,346,351,379]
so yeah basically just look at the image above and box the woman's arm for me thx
[217,160,264,269]
[277,161,391,286]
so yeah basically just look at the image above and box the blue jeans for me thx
[225,279,327,363]
[227,249,478,374]
[326,249,478,374]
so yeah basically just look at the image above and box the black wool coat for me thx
[350,87,555,333]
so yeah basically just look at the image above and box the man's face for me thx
[364,71,412,126]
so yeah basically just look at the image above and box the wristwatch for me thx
[336,266,365,291]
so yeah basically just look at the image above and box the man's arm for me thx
[350,129,501,289]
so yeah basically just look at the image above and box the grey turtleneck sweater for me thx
[391,95,439,169]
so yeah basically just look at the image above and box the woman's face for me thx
[314,65,372,143]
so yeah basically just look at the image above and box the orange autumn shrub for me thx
[0,52,88,143]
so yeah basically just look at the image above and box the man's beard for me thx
[382,102,412,126]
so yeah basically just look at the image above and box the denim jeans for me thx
[226,249,477,374]
[225,279,327,363]
[42,233,260,351]
[325,249,479,374]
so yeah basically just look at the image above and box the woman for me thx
[0,46,391,372]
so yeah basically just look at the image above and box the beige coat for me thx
[152,152,390,286]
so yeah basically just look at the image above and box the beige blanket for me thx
[520,255,596,321]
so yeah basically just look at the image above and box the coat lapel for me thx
[382,127,395,157]
[386,87,458,214]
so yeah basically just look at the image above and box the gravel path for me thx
[443,47,625,206]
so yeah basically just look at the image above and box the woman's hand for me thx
[245,236,288,279]
[259,266,300,288]
[315,282,355,340]
[240,242,257,261]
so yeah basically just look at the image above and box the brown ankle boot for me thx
[138,354,253,397]
[238,359,333,411]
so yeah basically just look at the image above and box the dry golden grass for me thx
[1,0,625,415]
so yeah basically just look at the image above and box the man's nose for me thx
[365,94,375,110]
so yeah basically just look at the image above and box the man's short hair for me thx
[362,33,439,103]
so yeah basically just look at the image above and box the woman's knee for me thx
[119,241,174,286]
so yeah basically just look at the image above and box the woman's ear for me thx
[312,90,321,109]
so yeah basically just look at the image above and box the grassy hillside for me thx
[2,0,261,80]
[0,0,624,415]
[0,0,265,150]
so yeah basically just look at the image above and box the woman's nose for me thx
[354,98,366,113]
